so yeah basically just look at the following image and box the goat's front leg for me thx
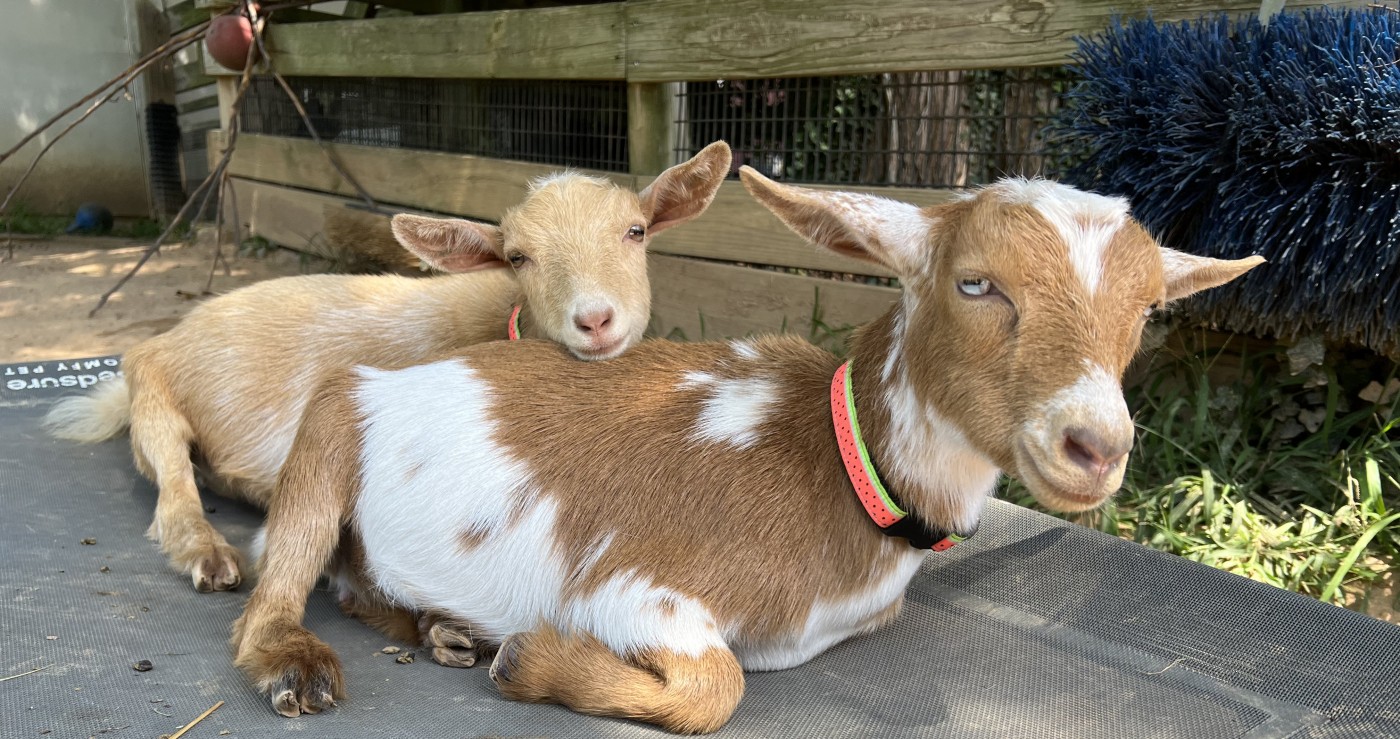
[490,625,744,734]
[231,378,362,717]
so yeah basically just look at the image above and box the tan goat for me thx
[42,141,732,600]
[231,168,1262,732]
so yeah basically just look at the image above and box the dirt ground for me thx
[0,234,323,363]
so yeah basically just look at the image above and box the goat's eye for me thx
[507,253,528,268]
[626,225,646,242]
[957,277,993,297]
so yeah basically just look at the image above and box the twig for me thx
[268,71,377,209]
[167,701,224,739]
[0,664,52,682]
[91,3,263,317]
[204,167,235,292]
[0,21,209,167]
[1141,657,1185,676]
[90,150,231,317]
[251,9,377,210]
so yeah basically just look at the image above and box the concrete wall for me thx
[0,0,156,217]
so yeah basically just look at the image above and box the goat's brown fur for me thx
[492,628,744,735]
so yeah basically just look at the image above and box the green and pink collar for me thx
[830,361,965,552]
[507,305,522,341]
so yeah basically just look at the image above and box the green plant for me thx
[1009,327,1399,606]
[0,203,67,236]
[239,235,275,258]
[806,287,857,357]
[110,218,166,240]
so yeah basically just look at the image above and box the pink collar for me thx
[830,361,963,551]
[507,305,522,341]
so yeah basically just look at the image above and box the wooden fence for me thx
[200,0,1349,341]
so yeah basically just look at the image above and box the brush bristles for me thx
[1050,8,1400,355]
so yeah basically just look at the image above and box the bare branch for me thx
[89,151,230,317]
[269,71,377,209]
[91,5,264,316]
[250,8,378,210]
[205,167,234,293]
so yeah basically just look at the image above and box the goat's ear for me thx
[1159,248,1265,302]
[390,214,507,273]
[638,140,732,236]
[739,166,928,274]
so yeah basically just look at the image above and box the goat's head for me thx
[391,141,732,360]
[741,168,1263,512]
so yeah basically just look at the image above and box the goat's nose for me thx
[1062,427,1131,477]
[574,309,614,335]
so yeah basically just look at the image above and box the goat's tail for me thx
[42,377,132,442]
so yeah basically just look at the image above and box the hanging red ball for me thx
[205,13,256,71]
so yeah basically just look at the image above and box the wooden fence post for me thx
[628,82,683,176]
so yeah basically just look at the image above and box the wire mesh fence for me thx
[238,70,1075,187]
[239,76,630,171]
[675,69,1077,187]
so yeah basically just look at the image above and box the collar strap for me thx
[507,305,522,341]
[830,361,965,552]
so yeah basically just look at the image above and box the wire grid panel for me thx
[239,76,629,171]
[676,69,1077,188]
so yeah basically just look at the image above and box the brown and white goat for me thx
[41,141,732,598]
[231,168,1262,732]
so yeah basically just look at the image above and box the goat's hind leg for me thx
[490,625,744,734]
[231,374,362,717]
[127,371,242,592]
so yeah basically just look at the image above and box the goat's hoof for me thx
[271,681,336,718]
[421,614,494,668]
[264,644,342,717]
[431,646,477,669]
[191,544,243,592]
[489,634,522,685]
[237,626,344,718]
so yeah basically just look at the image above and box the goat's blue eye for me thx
[508,253,528,268]
[958,277,992,297]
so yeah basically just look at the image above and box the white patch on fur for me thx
[564,573,719,658]
[688,377,778,449]
[817,190,930,272]
[351,359,725,658]
[730,339,761,360]
[527,171,615,194]
[985,178,1129,294]
[882,291,919,382]
[881,370,1001,534]
[734,545,926,671]
[678,370,715,389]
[1023,363,1131,457]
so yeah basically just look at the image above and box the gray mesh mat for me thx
[3,356,1397,739]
